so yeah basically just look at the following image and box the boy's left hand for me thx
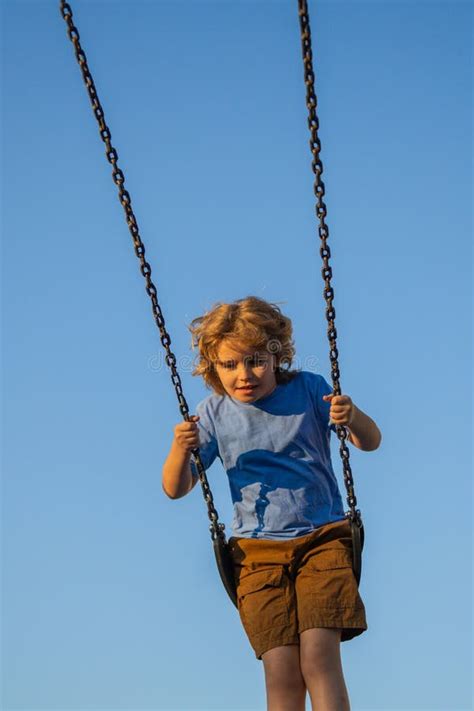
[322,393,355,426]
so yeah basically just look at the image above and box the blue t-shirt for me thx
[190,370,346,540]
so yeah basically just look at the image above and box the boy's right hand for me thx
[173,415,201,454]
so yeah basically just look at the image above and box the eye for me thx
[220,359,266,369]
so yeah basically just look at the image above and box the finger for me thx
[183,420,200,430]
[177,424,198,435]
[330,405,350,414]
[330,395,350,406]
[183,431,200,440]
[329,417,345,427]
[331,416,351,425]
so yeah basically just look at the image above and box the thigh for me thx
[299,629,350,709]
[236,565,299,660]
[297,544,358,609]
[295,542,367,641]
[299,628,343,676]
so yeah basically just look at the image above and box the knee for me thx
[299,628,343,681]
[265,668,307,697]
[300,652,334,682]
[262,645,307,698]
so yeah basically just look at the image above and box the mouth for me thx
[237,385,257,391]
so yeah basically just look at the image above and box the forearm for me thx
[162,440,194,499]
[347,405,382,451]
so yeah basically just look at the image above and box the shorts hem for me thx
[251,618,368,660]
[251,624,300,661]
[299,611,368,642]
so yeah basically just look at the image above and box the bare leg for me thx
[261,644,307,711]
[299,628,351,711]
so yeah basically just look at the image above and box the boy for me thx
[162,296,381,711]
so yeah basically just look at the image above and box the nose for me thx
[237,362,255,381]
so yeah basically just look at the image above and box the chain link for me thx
[59,1,225,541]
[297,0,362,529]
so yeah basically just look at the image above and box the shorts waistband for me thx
[228,517,350,551]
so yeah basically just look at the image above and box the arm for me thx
[162,415,200,499]
[345,404,382,451]
[162,440,195,499]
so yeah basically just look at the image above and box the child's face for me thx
[214,340,277,402]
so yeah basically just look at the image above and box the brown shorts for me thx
[228,518,367,660]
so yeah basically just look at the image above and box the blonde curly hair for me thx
[188,295,300,396]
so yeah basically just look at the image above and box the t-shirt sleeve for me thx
[309,373,337,434]
[189,400,219,479]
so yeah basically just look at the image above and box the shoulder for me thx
[273,369,329,396]
[297,370,328,390]
[295,371,333,404]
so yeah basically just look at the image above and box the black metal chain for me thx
[59,1,225,542]
[297,0,361,528]
[59,0,361,536]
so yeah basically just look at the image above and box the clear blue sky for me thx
[2,1,472,709]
